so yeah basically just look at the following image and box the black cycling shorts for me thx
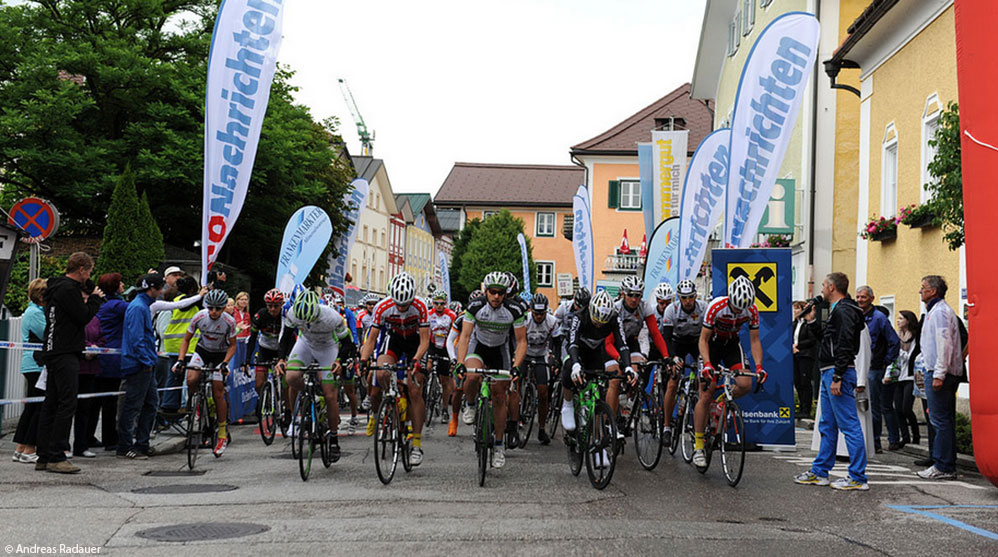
[384,331,420,362]
[562,343,617,390]
[428,346,451,376]
[254,347,279,367]
[706,338,745,371]
[526,358,552,385]
[467,336,512,372]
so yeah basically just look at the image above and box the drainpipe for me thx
[809,0,822,298]
[570,152,589,190]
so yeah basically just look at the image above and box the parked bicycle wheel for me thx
[259,381,276,446]
[517,381,537,449]
[633,390,663,470]
[297,394,315,482]
[374,398,400,485]
[585,400,618,490]
[720,401,746,487]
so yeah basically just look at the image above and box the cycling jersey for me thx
[525,313,560,359]
[280,305,352,351]
[428,308,458,349]
[248,307,283,355]
[662,299,708,341]
[355,308,375,341]
[702,297,759,341]
[187,310,237,353]
[371,298,429,338]
[338,306,359,344]
[446,313,464,361]
[464,297,525,348]
[613,298,670,359]
[566,309,630,368]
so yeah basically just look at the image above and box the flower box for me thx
[906,212,937,229]
[870,227,897,242]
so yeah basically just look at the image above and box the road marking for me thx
[888,505,998,540]
[774,456,987,489]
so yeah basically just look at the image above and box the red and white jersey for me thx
[371,298,429,338]
[702,297,759,340]
[427,308,457,349]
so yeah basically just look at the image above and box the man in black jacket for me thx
[794,272,869,491]
[793,302,821,420]
[34,252,105,473]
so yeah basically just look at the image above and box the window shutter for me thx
[608,180,620,208]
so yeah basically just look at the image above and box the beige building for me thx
[349,156,398,298]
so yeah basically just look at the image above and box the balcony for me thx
[604,253,642,273]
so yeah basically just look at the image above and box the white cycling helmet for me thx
[676,279,696,298]
[389,272,416,306]
[728,276,756,311]
[589,290,614,325]
[621,276,644,296]
[654,282,674,301]
[483,271,512,293]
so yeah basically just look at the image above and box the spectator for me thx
[11,279,47,464]
[233,291,251,341]
[116,274,165,459]
[163,266,184,291]
[794,272,869,491]
[885,310,920,449]
[159,276,205,412]
[72,316,102,458]
[224,297,235,316]
[34,252,105,474]
[94,273,128,452]
[917,275,963,480]
[855,285,900,453]
[793,300,821,420]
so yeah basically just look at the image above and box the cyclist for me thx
[503,273,532,447]
[247,289,288,423]
[173,288,238,457]
[562,290,637,466]
[331,293,362,434]
[427,290,458,428]
[448,300,463,315]
[445,290,482,436]
[455,272,527,468]
[359,272,431,467]
[660,279,707,446]
[277,290,357,462]
[355,293,379,411]
[524,292,561,445]
[651,282,675,355]
[554,288,591,364]
[692,275,767,468]
[614,276,670,368]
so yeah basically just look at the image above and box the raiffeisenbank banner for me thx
[651,130,688,223]
[725,12,819,248]
[572,186,594,293]
[327,178,369,297]
[678,129,730,281]
[202,0,285,279]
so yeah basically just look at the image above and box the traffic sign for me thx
[8,197,59,240]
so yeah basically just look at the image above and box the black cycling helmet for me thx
[574,287,591,309]
[531,292,549,312]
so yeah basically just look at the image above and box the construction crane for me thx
[338,78,374,156]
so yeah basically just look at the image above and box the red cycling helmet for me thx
[264,288,284,304]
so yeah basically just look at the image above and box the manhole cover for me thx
[144,470,207,477]
[132,484,237,494]
[136,522,269,542]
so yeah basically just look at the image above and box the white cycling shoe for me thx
[561,402,576,432]
[492,446,506,468]
[462,405,477,425]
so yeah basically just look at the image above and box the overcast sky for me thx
[278,0,708,195]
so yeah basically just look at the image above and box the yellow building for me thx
[434,163,581,302]
[395,193,441,299]
[825,1,964,319]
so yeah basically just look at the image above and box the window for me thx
[761,0,773,7]
[654,117,686,131]
[351,260,357,281]
[880,295,895,324]
[483,210,499,219]
[735,9,741,47]
[363,225,368,244]
[922,93,942,202]
[882,123,899,218]
[381,229,386,247]
[375,193,380,211]
[743,0,754,35]
[536,213,555,237]
[727,20,737,56]
[536,261,554,287]
[620,180,641,210]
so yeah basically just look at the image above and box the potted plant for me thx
[860,214,898,242]
[750,234,792,248]
[900,202,939,229]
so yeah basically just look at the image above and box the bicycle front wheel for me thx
[567,406,584,477]
[185,393,203,470]
[476,397,493,487]
[585,400,618,490]
[679,392,697,464]
[289,395,301,459]
[374,397,400,485]
[425,374,441,427]
[259,381,276,446]
[633,391,663,471]
[720,401,746,487]
[517,381,537,449]
[297,393,315,482]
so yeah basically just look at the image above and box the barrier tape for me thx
[0,340,184,356]
[0,386,186,406]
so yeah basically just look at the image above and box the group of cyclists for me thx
[172,265,769,481]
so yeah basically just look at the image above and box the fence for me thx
[1,317,24,423]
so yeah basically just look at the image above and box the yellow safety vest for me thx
[163,295,200,354]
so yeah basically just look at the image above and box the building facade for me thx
[396,193,441,298]
[434,163,581,302]
[346,156,398,298]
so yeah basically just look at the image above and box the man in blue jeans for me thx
[855,285,899,453]
[117,274,165,459]
[794,272,869,491]
[917,275,963,480]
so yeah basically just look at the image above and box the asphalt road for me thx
[2,415,996,556]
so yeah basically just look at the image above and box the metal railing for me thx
[2,317,24,422]
[604,254,643,272]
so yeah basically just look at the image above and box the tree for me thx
[138,191,165,275]
[924,101,963,250]
[0,1,354,300]
[448,218,481,304]
[3,253,67,316]
[96,166,160,282]
[456,211,536,297]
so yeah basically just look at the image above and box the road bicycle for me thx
[470,368,512,487]
[673,362,700,459]
[565,370,619,490]
[369,362,414,485]
[510,359,544,449]
[423,354,448,428]
[252,359,287,446]
[694,365,759,487]
[628,360,668,471]
[184,362,227,470]
[288,362,340,482]
[543,359,563,441]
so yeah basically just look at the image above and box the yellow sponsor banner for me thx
[726,262,779,312]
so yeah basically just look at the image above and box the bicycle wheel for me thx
[633,391,663,471]
[666,380,682,455]
[474,396,492,487]
[585,400,618,490]
[567,407,583,477]
[259,381,276,446]
[401,410,413,473]
[185,393,203,470]
[425,374,441,427]
[297,393,315,482]
[289,394,301,459]
[319,406,332,469]
[545,387,560,439]
[374,397,400,485]
[516,381,536,449]
[679,392,697,464]
[720,401,746,487]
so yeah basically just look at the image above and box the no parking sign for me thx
[8,197,60,240]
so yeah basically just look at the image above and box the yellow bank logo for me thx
[779,407,791,419]
[727,262,778,312]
